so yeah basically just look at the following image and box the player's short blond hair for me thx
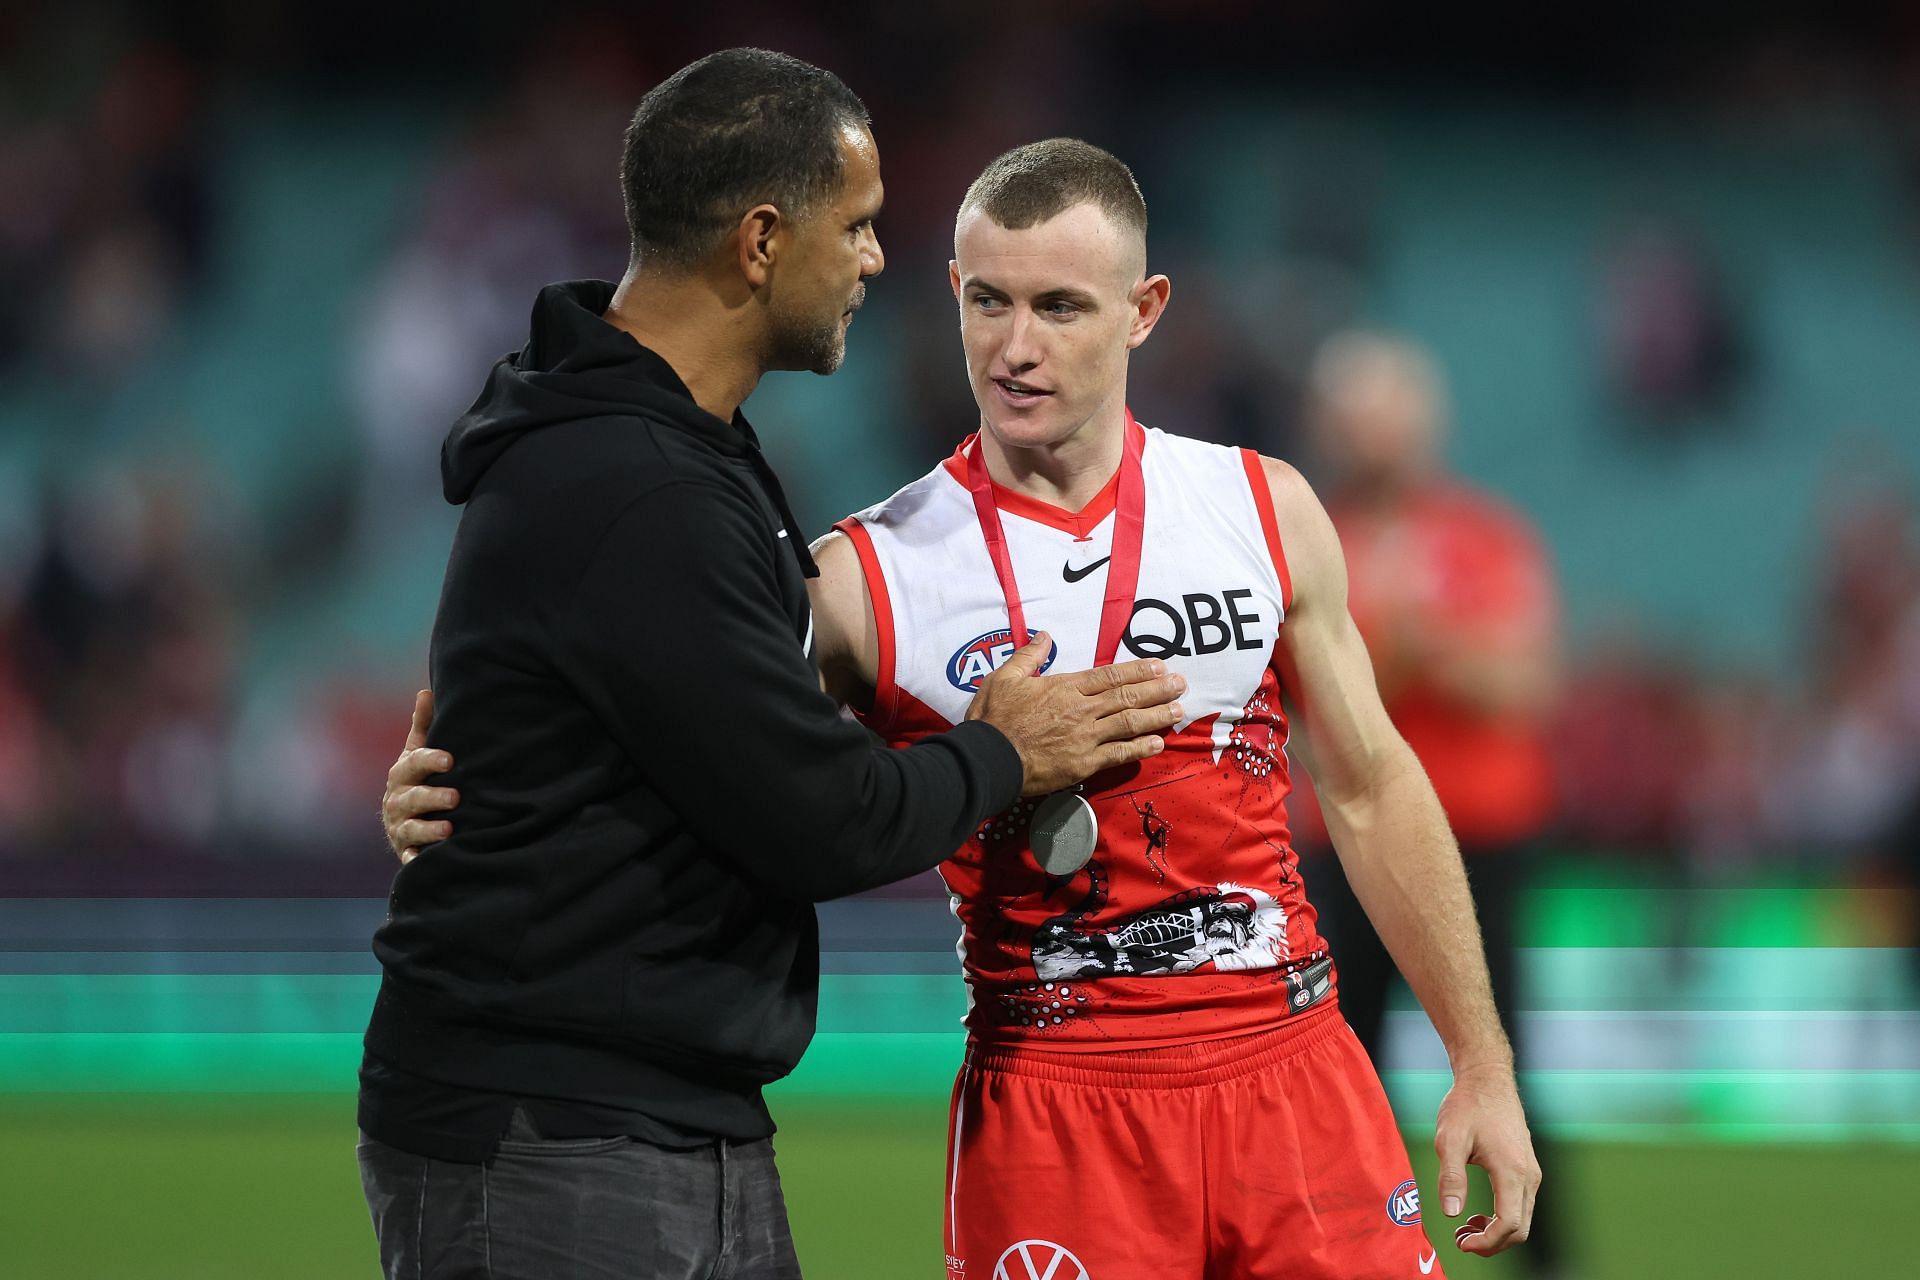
[960,138,1147,240]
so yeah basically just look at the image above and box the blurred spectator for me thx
[0,472,49,844]
[1297,332,1570,1279]
[1783,477,1920,979]
[1680,672,1787,866]
[1780,481,1920,855]
[228,675,431,857]
[0,118,84,368]
[0,42,215,379]
[13,460,243,850]
[348,34,637,549]
[1595,218,1746,430]
[1553,625,1703,853]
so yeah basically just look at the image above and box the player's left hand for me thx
[382,689,458,865]
[1434,1061,1540,1256]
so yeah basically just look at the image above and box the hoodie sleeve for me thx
[551,479,1023,902]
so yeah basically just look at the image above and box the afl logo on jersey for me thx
[1387,1179,1422,1226]
[947,628,1057,692]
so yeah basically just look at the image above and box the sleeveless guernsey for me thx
[836,416,1330,1048]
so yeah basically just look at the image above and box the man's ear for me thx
[737,204,782,288]
[949,260,963,304]
[1126,274,1172,350]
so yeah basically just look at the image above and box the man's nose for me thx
[1002,307,1040,371]
[861,225,884,277]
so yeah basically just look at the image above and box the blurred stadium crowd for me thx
[1,1,1919,943]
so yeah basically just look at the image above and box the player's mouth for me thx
[991,377,1052,408]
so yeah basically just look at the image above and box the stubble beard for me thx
[770,306,850,377]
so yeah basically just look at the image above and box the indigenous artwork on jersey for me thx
[1030,868,1288,981]
[1222,683,1283,779]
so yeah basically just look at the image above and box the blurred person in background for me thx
[348,37,636,553]
[1301,331,1570,1279]
[0,474,47,844]
[0,42,216,379]
[1595,217,1746,431]
[1792,479,1920,980]
[1792,483,1920,853]
[14,461,244,851]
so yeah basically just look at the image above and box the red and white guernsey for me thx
[836,415,1330,1049]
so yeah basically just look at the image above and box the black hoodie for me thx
[359,280,1021,1155]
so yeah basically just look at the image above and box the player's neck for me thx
[978,405,1128,512]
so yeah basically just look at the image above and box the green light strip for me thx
[2,1031,1916,1134]
[4,966,1915,1139]
[0,974,968,1034]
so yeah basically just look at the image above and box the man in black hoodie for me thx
[356,49,1186,1280]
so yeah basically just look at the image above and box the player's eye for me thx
[1045,301,1078,318]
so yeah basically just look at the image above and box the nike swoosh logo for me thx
[1419,1249,1437,1274]
[1061,555,1112,584]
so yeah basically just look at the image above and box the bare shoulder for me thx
[1256,454,1321,519]
[806,527,879,702]
[1251,454,1345,615]
[808,526,857,578]
[806,528,868,640]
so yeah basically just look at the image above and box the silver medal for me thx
[1029,792,1098,876]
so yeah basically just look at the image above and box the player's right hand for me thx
[382,689,459,865]
[965,634,1186,796]
[1435,1062,1540,1258]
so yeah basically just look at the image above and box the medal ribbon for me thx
[964,411,1146,667]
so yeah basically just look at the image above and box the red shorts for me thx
[943,1005,1445,1280]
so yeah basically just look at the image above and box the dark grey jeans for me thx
[357,1111,802,1279]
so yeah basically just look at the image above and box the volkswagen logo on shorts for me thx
[1387,1178,1422,1226]
[993,1240,1089,1280]
[947,628,1057,692]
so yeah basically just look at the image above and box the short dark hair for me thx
[960,138,1147,239]
[619,48,871,269]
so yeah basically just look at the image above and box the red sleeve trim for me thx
[833,516,898,728]
[1240,449,1292,615]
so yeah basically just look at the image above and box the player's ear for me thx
[949,260,963,304]
[737,204,782,289]
[1126,274,1172,350]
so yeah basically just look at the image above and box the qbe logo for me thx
[993,1239,1089,1280]
[1387,1178,1422,1226]
[947,629,1057,692]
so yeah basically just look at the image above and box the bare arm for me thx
[380,528,1186,858]
[380,543,883,865]
[806,529,881,708]
[1263,457,1539,1255]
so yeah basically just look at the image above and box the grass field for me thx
[2,1094,1909,1278]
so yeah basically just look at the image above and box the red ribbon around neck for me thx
[963,413,1146,668]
